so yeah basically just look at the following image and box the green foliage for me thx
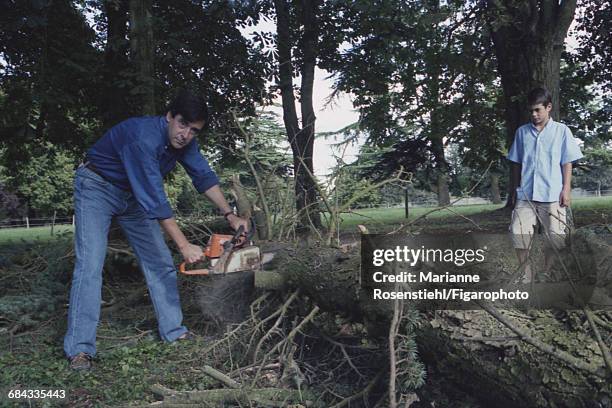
[323,1,505,200]
[218,111,294,217]
[333,172,383,208]
[575,147,612,192]
[2,144,76,216]
[559,50,611,192]
[0,0,271,180]
[0,0,102,154]
[0,183,21,219]
[152,1,272,135]
[575,0,612,94]
[0,235,73,330]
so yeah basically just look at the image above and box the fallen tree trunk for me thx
[148,383,313,407]
[254,230,612,407]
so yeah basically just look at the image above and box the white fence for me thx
[0,214,74,229]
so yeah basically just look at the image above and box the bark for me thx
[129,0,155,115]
[230,174,253,220]
[102,0,130,127]
[257,230,611,407]
[274,0,322,232]
[426,4,451,208]
[431,139,450,206]
[487,0,577,207]
[490,173,502,204]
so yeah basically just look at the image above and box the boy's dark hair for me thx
[527,87,552,107]
[167,89,209,124]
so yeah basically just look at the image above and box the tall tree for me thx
[129,0,156,114]
[100,0,131,127]
[273,0,322,230]
[485,0,577,205]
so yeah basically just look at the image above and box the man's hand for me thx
[226,213,249,232]
[559,186,571,207]
[180,243,204,264]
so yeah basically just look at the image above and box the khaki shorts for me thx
[509,200,567,249]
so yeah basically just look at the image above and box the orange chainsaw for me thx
[178,225,264,276]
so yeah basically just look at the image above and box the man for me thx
[64,90,248,370]
[507,87,583,283]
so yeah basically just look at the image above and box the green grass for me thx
[0,225,74,245]
[0,317,220,407]
[571,195,612,209]
[336,203,502,228]
[335,195,612,232]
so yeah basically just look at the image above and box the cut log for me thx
[253,231,612,408]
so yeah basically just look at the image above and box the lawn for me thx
[0,225,74,245]
[336,195,612,232]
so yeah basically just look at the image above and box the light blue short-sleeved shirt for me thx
[507,119,583,202]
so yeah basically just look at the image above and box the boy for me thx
[507,87,583,283]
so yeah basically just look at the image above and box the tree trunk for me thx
[102,0,130,127]
[298,0,322,230]
[487,0,577,207]
[430,104,450,207]
[490,173,502,204]
[129,0,155,115]
[256,229,611,407]
[274,0,322,232]
[426,19,451,208]
[436,170,450,206]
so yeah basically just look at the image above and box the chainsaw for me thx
[178,224,265,276]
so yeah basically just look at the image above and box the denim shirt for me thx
[86,116,219,219]
[507,119,583,202]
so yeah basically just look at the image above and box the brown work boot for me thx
[69,352,92,371]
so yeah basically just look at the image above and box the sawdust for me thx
[195,271,256,328]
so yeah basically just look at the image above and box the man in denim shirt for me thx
[507,87,583,283]
[65,90,248,370]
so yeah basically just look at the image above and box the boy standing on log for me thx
[64,90,248,370]
[507,87,583,283]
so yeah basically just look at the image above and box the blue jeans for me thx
[64,166,187,358]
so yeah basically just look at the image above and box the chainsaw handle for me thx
[178,251,210,276]
[229,218,256,246]
[179,260,211,276]
[227,225,247,248]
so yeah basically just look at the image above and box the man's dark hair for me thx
[167,89,209,124]
[527,87,553,107]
